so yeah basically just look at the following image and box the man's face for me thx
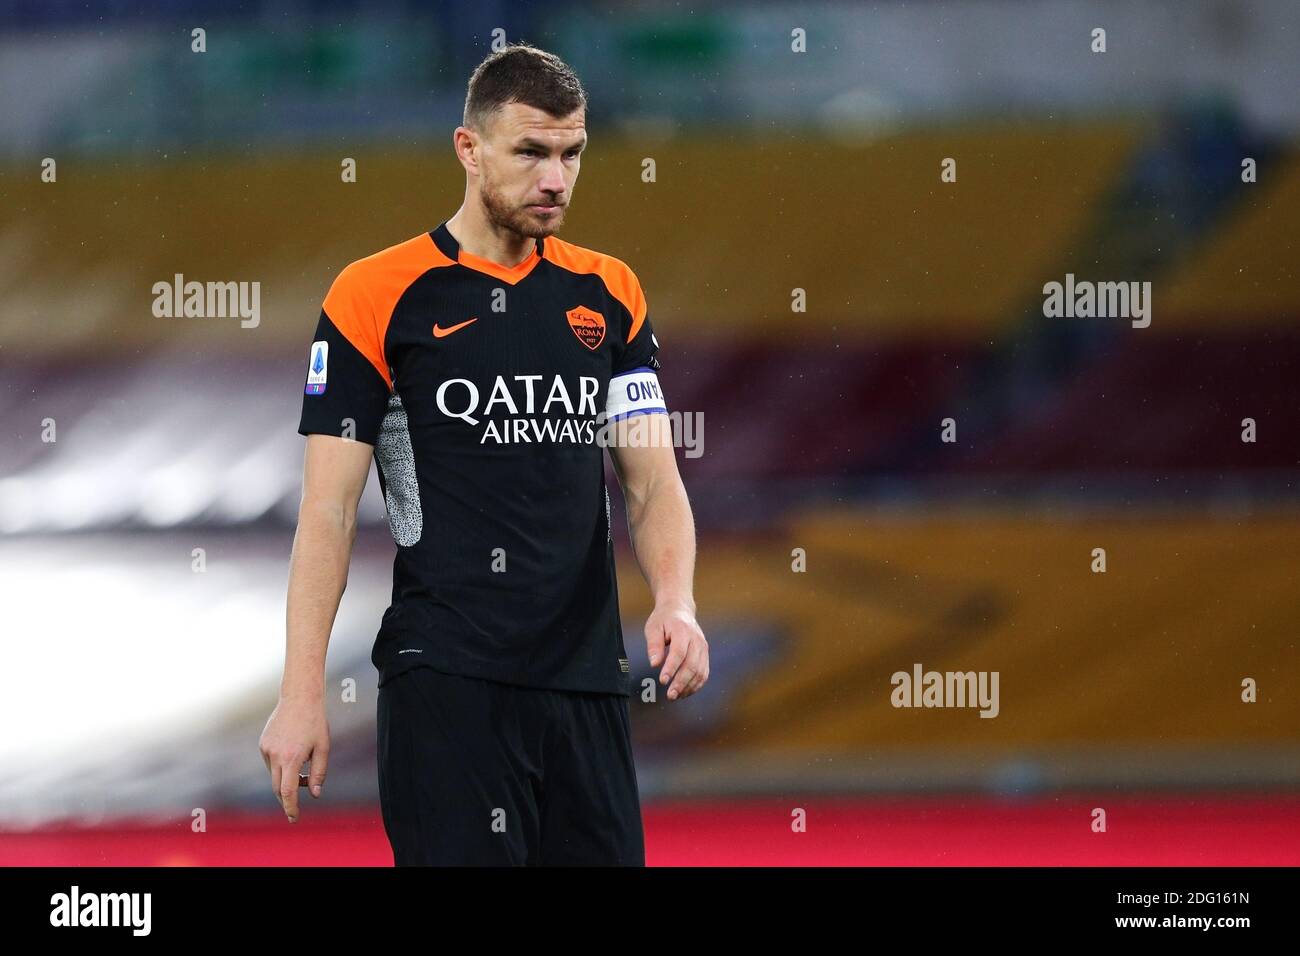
[471,102,586,239]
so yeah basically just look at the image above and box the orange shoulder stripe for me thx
[542,237,648,343]
[323,233,455,389]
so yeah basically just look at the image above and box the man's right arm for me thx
[259,433,374,823]
[284,433,374,698]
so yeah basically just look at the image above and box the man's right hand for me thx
[258,693,330,823]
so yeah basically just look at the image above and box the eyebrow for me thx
[517,136,586,152]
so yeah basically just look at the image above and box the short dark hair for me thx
[463,43,587,133]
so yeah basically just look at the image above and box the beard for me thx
[479,171,566,240]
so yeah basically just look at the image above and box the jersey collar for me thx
[431,221,544,285]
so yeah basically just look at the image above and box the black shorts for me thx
[376,665,645,866]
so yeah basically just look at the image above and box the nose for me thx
[538,158,567,197]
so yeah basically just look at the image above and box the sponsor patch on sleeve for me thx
[305,340,328,395]
[606,367,668,421]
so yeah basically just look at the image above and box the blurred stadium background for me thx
[1,0,1298,865]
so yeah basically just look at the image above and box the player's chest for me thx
[384,275,618,425]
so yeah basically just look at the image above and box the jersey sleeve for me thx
[610,267,661,375]
[607,267,668,421]
[297,263,393,446]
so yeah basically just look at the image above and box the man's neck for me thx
[445,204,537,267]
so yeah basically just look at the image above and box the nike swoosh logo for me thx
[433,318,478,338]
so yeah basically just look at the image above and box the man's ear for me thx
[453,126,479,174]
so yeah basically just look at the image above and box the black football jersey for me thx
[298,221,666,695]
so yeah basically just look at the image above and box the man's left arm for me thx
[609,426,709,700]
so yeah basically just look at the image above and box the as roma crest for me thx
[566,305,606,350]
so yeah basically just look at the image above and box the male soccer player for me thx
[259,43,707,865]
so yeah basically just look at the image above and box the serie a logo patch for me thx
[305,340,328,394]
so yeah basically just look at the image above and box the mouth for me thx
[528,203,563,214]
